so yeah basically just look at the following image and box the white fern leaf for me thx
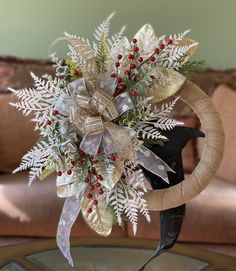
[107,182,125,226]
[170,30,191,44]
[13,141,52,183]
[153,97,179,117]
[93,12,116,41]
[154,117,183,130]
[108,25,126,51]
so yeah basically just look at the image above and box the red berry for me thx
[150,56,156,62]
[130,63,136,69]
[53,110,59,115]
[134,46,139,53]
[46,120,52,126]
[154,48,160,54]
[125,70,130,75]
[117,77,122,83]
[93,159,98,164]
[90,184,95,191]
[117,54,122,59]
[78,159,84,167]
[118,84,126,91]
[167,39,173,45]
[160,43,165,50]
[84,177,90,183]
[89,168,96,175]
[95,182,101,188]
[87,193,93,199]
[113,92,118,97]
[57,171,62,176]
[93,200,98,205]
[132,38,137,44]
[111,73,116,78]
[98,188,104,195]
[79,150,85,157]
[110,154,116,161]
[138,56,144,62]
[87,208,93,213]
[131,90,138,97]
[97,147,103,154]
[128,54,134,60]
[67,169,72,175]
[96,174,103,180]
[115,62,120,67]
[150,75,156,80]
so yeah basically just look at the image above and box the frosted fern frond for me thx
[64,32,92,49]
[122,181,150,234]
[161,44,198,69]
[107,181,125,226]
[135,124,167,140]
[153,117,183,130]
[9,72,63,126]
[93,12,116,41]
[108,25,126,52]
[13,141,52,184]
[124,198,138,234]
[107,168,150,234]
[153,97,179,117]
[124,164,147,192]
[169,30,191,44]
[134,97,181,139]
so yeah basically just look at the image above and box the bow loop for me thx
[68,74,134,156]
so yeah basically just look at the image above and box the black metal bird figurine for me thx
[137,126,205,271]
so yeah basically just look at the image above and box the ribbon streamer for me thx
[57,196,82,267]
[137,145,175,184]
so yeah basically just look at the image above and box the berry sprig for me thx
[110,38,174,99]
[85,164,105,213]
[56,149,86,177]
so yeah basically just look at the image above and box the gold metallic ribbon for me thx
[68,75,134,156]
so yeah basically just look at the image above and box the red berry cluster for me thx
[56,150,86,177]
[85,164,105,213]
[45,109,60,127]
[110,37,174,99]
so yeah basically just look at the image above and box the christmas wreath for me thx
[10,12,224,270]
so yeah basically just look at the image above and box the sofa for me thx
[0,56,236,256]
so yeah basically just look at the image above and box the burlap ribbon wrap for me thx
[144,81,225,210]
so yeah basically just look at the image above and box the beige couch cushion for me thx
[0,172,126,237]
[127,177,236,244]
[212,85,236,182]
[0,94,38,174]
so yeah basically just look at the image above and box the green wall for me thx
[0,0,235,69]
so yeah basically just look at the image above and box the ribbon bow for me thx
[68,74,134,157]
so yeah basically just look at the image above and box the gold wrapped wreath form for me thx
[145,80,225,210]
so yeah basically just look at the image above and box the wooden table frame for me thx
[0,237,236,270]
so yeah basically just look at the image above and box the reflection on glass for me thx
[27,247,208,271]
[0,262,26,271]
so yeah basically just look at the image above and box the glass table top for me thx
[24,246,209,271]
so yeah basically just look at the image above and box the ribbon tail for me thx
[137,145,175,184]
[136,204,185,271]
[57,196,81,267]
